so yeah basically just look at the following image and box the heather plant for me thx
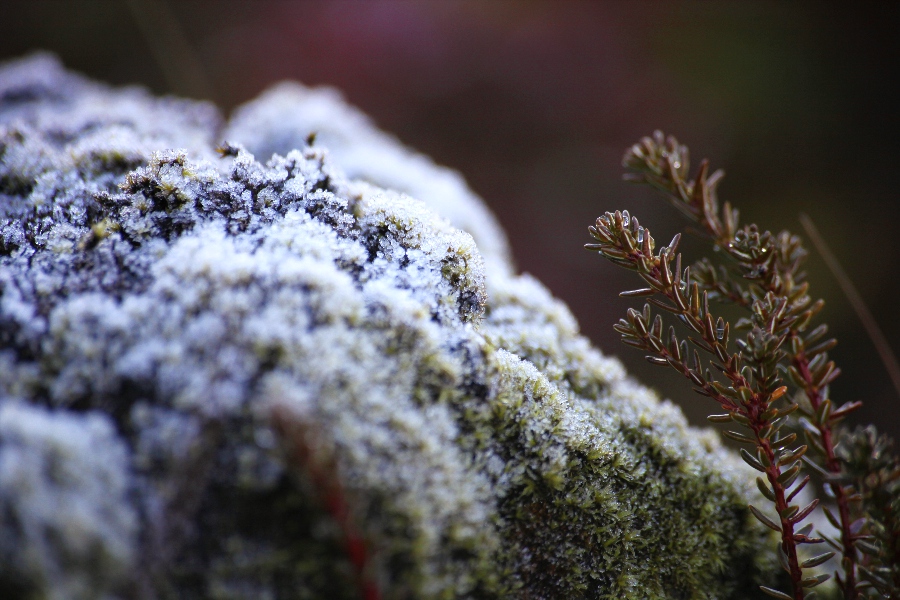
[586,131,900,599]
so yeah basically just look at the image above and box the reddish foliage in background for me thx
[271,407,381,600]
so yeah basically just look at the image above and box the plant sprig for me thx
[586,132,900,600]
[587,207,826,599]
[616,131,873,598]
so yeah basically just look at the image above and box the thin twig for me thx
[124,0,218,102]
[799,213,900,399]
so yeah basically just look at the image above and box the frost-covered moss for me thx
[0,402,136,600]
[0,54,779,599]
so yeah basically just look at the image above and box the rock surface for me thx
[0,54,778,599]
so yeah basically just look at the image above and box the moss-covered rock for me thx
[0,54,778,599]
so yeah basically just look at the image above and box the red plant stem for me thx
[654,291,807,597]
[792,346,859,599]
[758,429,805,599]
[271,408,382,600]
[636,330,807,598]
[324,489,381,600]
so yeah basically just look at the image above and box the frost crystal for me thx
[0,54,778,599]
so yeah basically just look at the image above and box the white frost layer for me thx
[0,402,137,600]
[0,54,774,599]
[226,82,514,274]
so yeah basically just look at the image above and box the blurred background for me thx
[2,0,898,438]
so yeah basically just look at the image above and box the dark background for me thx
[2,1,898,438]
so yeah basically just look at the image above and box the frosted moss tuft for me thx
[1,54,779,599]
[0,402,137,600]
